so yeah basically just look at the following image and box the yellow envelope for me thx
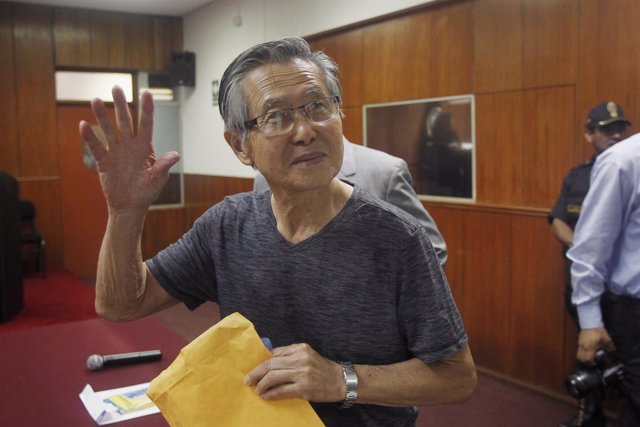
[147,312,325,426]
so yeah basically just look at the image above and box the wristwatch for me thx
[339,361,358,409]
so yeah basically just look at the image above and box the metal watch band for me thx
[339,361,358,409]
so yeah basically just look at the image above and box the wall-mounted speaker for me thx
[170,51,196,87]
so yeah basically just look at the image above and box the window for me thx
[55,71,133,102]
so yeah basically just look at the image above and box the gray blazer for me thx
[253,138,448,266]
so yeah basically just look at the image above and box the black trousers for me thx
[601,291,640,427]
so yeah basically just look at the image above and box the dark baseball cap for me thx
[585,101,631,129]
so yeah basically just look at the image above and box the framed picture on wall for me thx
[363,95,475,202]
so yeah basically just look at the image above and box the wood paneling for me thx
[520,86,576,207]
[460,211,512,373]
[153,17,183,72]
[475,86,575,208]
[576,0,640,160]
[90,11,127,68]
[475,91,523,205]
[509,215,566,390]
[0,2,19,176]
[473,0,523,93]
[13,4,58,178]
[362,2,473,104]
[142,208,187,260]
[341,106,362,146]
[473,0,578,93]
[124,14,155,71]
[53,8,181,71]
[521,0,577,88]
[310,29,364,108]
[53,8,91,66]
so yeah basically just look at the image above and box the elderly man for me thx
[79,37,475,426]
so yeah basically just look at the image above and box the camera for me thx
[565,348,624,399]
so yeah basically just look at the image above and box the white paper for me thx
[79,383,160,425]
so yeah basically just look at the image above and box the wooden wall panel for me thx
[521,0,577,88]
[310,29,363,108]
[53,8,91,67]
[53,9,180,71]
[428,204,575,395]
[0,3,19,176]
[521,86,576,207]
[124,15,155,71]
[473,0,578,93]
[360,18,404,104]
[474,91,523,205]
[476,87,576,208]
[577,0,640,161]
[362,2,473,104]
[472,0,522,93]
[153,17,183,72]
[460,211,511,373]
[142,208,188,260]
[341,106,362,146]
[509,215,566,391]
[13,4,58,178]
[89,11,127,68]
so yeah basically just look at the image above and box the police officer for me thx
[549,101,630,427]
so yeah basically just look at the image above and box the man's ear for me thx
[224,131,253,166]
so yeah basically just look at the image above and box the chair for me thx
[19,200,46,278]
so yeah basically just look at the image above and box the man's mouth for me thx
[292,152,324,165]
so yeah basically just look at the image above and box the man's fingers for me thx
[138,91,155,143]
[271,343,307,357]
[154,152,181,176]
[112,85,134,139]
[79,120,107,159]
[254,370,297,398]
[90,97,117,147]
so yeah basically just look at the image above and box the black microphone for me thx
[86,350,162,371]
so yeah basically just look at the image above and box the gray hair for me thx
[218,37,342,141]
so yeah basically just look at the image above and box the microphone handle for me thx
[103,350,162,367]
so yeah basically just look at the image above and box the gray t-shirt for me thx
[148,186,467,426]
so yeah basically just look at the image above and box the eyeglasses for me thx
[244,96,340,137]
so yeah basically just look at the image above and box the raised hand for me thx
[79,85,181,216]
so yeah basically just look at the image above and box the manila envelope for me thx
[147,312,324,426]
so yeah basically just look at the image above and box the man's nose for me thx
[290,108,315,145]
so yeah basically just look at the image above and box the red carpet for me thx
[0,271,97,332]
